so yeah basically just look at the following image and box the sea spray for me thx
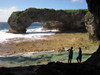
[0,22,58,43]
[6,50,55,57]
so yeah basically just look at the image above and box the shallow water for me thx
[0,50,91,67]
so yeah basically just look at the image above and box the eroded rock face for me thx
[85,45,100,66]
[8,8,87,33]
[85,0,100,66]
[86,0,100,41]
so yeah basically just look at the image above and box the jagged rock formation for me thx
[85,0,100,41]
[85,0,100,66]
[8,8,87,33]
[85,45,100,66]
[85,13,95,41]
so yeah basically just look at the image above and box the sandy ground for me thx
[0,33,99,56]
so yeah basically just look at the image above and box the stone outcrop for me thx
[0,62,100,75]
[85,0,100,66]
[85,45,100,66]
[85,0,100,41]
[8,8,87,33]
[85,14,95,41]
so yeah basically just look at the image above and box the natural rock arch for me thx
[8,8,87,33]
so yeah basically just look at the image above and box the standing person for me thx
[76,47,82,63]
[67,47,73,63]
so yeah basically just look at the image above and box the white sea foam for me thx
[0,28,58,43]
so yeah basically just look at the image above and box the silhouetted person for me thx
[76,47,82,63]
[67,47,73,63]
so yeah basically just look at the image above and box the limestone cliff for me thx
[8,8,87,33]
[85,0,100,66]
[85,0,100,41]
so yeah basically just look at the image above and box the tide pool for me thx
[0,50,91,67]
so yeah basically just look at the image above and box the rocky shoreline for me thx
[0,33,98,56]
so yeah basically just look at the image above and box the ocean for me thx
[0,22,43,31]
[0,22,56,43]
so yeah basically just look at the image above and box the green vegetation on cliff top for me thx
[85,11,91,17]
[13,8,90,19]
[13,11,23,19]
[64,9,88,13]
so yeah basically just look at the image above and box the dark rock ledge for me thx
[0,62,100,75]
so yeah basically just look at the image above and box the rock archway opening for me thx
[25,22,44,34]
[26,22,59,34]
[27,22,43,29]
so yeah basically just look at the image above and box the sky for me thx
[0,0,88,22]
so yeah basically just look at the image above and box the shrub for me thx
[64,9,88,14]
[85,11,91,17]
